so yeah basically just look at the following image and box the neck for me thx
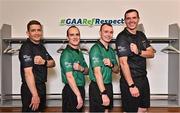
[69,43,79,49]
[126,27,137,35]
[99,39,108,49]
[29,38,40,44]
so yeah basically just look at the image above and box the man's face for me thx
[125,11,139,31]
[99,25,113,43]
[27,24,42,43]
[67,27,80,47]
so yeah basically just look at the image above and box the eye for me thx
[75,33,80,36]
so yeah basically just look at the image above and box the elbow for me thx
[84,68,89,75]
[149,52,155,58]
[53,61,56,67]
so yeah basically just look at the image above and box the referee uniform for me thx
[60,45,88,112]
[19,38,54,112]
[116,28,151,112]
[89,40,118,112]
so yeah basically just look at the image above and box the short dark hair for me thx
[124,9,139,19]
[100,23,112,31]
[27,20,42,31]
[66,25,80,36]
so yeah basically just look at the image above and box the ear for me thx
[26,31,29,37]
[99,31,101,36]
[67,36,69,41]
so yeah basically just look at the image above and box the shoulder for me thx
[116,30,128,41]
[60,48,72,59]
[19,41,32,52]
[109,46,115,52]
[137,31,147,39]
[61,48,70,55]
[90,43,100,53]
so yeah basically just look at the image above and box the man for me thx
[116,9,155,112]
[89,23,119,112]
[19,20,55,112]
[60,26,88,112]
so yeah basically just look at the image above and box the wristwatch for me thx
[129,84,135,88]
[101,89,107,95]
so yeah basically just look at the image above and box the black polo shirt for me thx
[19,38,53,83]
[116,28,151,77]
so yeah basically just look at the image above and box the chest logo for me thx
[92,57,99,63]
[65,62,72,68]
[117,46,126,52]
[23,55,32,62]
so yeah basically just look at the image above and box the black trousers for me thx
[21,83,46,112]
[120,76,150,112]
[89,81,113,112]
[62,84,85,112]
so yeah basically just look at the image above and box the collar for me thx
[124,28,137,37]
[67,45,79,53]
[27,38,42,46]
[97,40,109,51]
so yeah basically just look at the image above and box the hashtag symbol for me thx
[60,19,65,26]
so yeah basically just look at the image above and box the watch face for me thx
[129,84,135,88]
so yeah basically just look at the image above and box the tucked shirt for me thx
[116,28,151,77]
[19,38,53,83]
[89,40,118,84]
[60,45,88,86]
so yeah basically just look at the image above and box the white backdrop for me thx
[1,0,180,95]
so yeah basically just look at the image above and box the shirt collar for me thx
[27,38,42,46]
[124,28,137,37]
[97,40,109,51]
[67,45,79,53]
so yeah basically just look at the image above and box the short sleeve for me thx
[60,52,73,73]
[19,44,33,68]
[115,35,132,57]
[44,48,53,60]
[89,45,104,68]
[143,34,151,49]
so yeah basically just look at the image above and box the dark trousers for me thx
[89,81,113,112]
[120,76,150,112]
[21,83,46,112]
[62,84,85,112]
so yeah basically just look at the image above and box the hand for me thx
[29,95,40,111]
[34,56,45,65]
[73,63,84,72]
[103,58,113,67]
[130,43,139,55]
[101,94,110,106]
[129,86,140,97]
[76,95,83,109]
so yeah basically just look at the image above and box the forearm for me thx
[140,50,154,58]
[24,68,38,97]
[120,61,134,86]
[66,72,81,97]
[94,67,106,92]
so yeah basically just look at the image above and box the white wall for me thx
[1,0,180,95]
[1,0,180,37]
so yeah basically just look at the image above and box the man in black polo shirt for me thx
[116,9,155,112]
[19,20,55,112]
